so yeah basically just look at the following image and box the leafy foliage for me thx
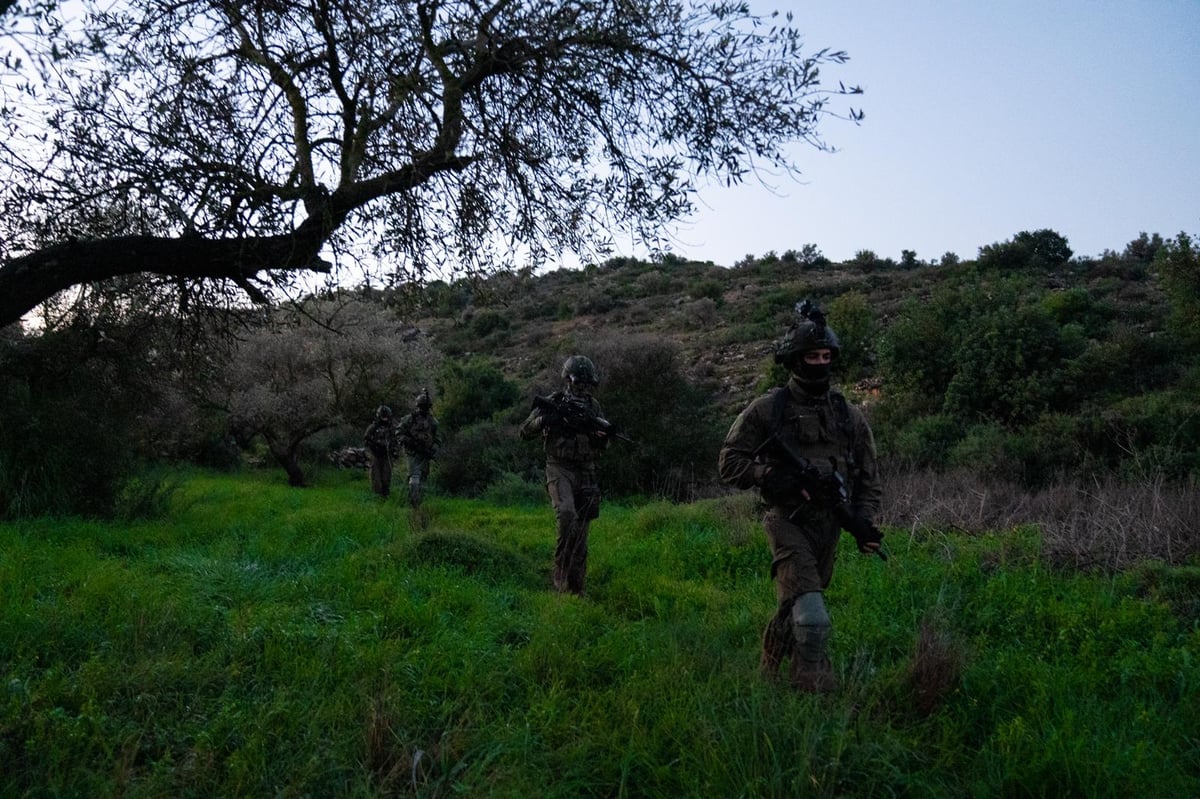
[977,228,1073,272]
[0,324,160,517]
[871,236,1195,484]
[571,333,726,500]
[434,356,521,430]
[1156,232,1200,350]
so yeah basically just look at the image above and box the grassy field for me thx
[2,468,1198,798]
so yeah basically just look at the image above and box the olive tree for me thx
[215,298,439,486]
[0,0,862,329]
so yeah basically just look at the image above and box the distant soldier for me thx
[520,355,610,596]
[718,301,884,692]
[364,404,398,497]
[396,388,442,508]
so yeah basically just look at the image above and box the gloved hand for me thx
[839,511,884,556]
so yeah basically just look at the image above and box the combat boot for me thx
[790,655,837,694]
[790,591,836,693]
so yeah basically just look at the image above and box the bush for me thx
[887,414,963,469]
[828,290,876,381]
[0,327,149,518]
[435,419,536,497]
[946,422,1018,481]
[114,470,181,521]
[469,309,510,338]
[563,334,726,500]
[435,357,522,430]
[1093,390,1200,480]
[481,471,546,506]
[687,277,724,305]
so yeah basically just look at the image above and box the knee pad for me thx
[791,591,831,663]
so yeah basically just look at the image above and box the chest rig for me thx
[770,386,858,483]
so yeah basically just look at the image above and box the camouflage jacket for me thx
[519,389,609,465]
[718,378,882,521]
[364,420,399,458]
[396,411,441,458]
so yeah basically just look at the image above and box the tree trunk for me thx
[266,439,308,487]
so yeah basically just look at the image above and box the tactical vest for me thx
[543,390,603,464]
[404,413,437,451]
[770,386,859,488]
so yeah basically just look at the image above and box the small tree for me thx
[216,299,438,485]
[977,229,1073,272]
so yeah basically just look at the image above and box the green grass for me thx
[2,468,1198,797]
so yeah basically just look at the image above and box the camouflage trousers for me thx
[760,508,839,685]
[405,454,432,508]
[544,460,600,596]
[368,450,393,497]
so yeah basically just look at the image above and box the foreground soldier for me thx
[520,355,609,596]
[396,388,442,508]
[363,405,398,497]
[718,301,884,692]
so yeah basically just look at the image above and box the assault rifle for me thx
[400,434,436,460]
[532,394,637,446]
[753,431,888,561]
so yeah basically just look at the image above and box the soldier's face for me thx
[803,349,833,365]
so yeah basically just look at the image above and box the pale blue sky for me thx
[650,0,1200,266]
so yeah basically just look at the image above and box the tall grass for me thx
[1,468,1197,797]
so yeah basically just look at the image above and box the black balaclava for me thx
[792,354,832,395]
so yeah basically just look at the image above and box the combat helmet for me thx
[561,354,599,386]
[774,300,840,369]
[415,388,432,411]
[376,404,393,421]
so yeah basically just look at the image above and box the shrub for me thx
[977,228,1073,272]
[469,309,510,338]
[829,290,876,381]
[1094,390,1200,480]
[114,470,181,521]
[435,419,535,497]
[887,414,963,469]
[0,326,150,518]
[560,333,726,500]
[946,422,1018,481]
[481,471,546,506]
[435,357,522,430]
[687,277,724,305]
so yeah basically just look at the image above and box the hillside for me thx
[405,246,1171,417]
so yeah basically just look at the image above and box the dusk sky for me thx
[642,0,1200,266]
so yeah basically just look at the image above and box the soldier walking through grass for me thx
[396,388,442,509]
[364,404,398,498]
[520,355,610,596]
[718,301,884,692]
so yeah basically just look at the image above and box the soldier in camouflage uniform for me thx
[718,301,884,692]
[520,355,609,596]
[395,388,442,508]
[364,404,398,498]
